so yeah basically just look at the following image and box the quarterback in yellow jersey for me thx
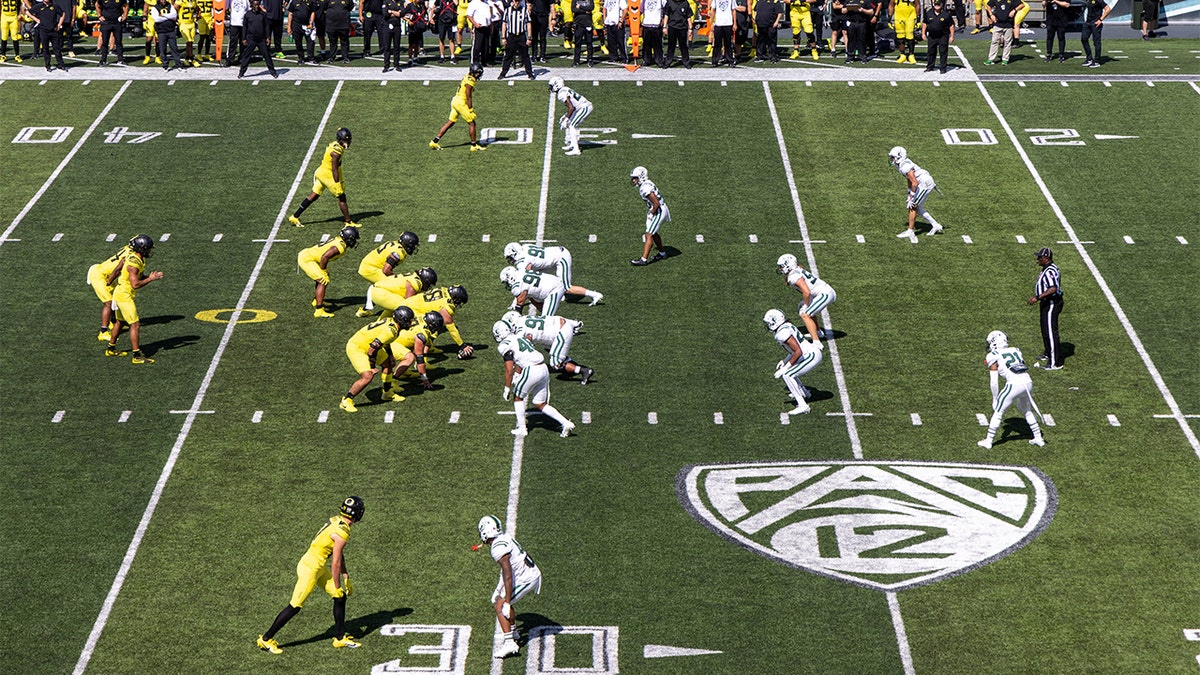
[290,127,359,228]
[353,231,420,315]
[788,0,818,59]
[0,0,24,62]
[298,225,360,318]
[88,241,133,342]
[430,62,486,152]
[339,306,415,412]
[195,0,213,59]
[399,284,473,358]
[889,0,918,62]
[364,267,437,315]
[257,496,365,654]
[106,234,163,364]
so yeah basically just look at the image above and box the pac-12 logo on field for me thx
[677,461,1057,592]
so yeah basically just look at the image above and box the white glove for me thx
[813,340,825,351]
[501,602,512,619]
[503,386,512,401]
[559,115,568,130]
[906,190,915,209]
[773,366,787,379]
[776,359,787,372]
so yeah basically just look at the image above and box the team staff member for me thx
[237,0,278,75]
[921,0,952,73]
[890,0,918,63]
[1028,247,1063,370]
[529,0,549,60]
[1079,0,1108,66]
[88,239,133,342]
[262,0,283,54]
[401,0,429,64]
[498,0,533,78]
[570,0,594,64]
[1042,0,1067,62]
[152,0,186,69]
[256,496,365,654]
[429,63,487,152]
[298,225,360,318]
[835,0,872,63]
[751,0,779,62]
[0,0,25,63]
[287,0,314,61]
[225,0,247,62]
[106,234,163,364]
[30,0,66,71]
[340,307,414,411]
[291,128,357,226]
[466,0,490,63]
[322,0,352,62]
[360,0,384,56]
[382,0,402,70]
[661,0,689,67]
[96,0,127,64]
[982,0,1021,65]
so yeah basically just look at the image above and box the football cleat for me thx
[564,148,581,156]
[142,55,151,64]
[314,308,335,318]
[812,49,819,60]
[560,421,575,438]
[787,402,810,415]
[429,139,441,150]
[13,54,22,63]
[579,367,594,385]
[897,229,916,239]
[496,639,520,658]
[105,347,129,357]
[908,54,917,64]
[257,636,283,654]
[896,54,906,63]
[976,439,993,449]
[589,292,602,306]
[470,143,487,152]
[511,427,528,437]
[288,215,303,227]
[926,224,944,236]
[155,56,162,64]
[0,55,5,62]
[384,389,405,402]
[340,397,358,413]
[332,634,362,649]
[356,307,375,318]
[98,330,112,342]
[1029,437,1046,447]
[652,251,667,261]
[131,352,155,364]
[630,258,648,266]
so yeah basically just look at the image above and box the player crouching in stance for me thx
[501,266,566,317]
[503,310,593,384]
[629,165,669,266]
[494,320,575,437]
[105,234,164,364]
[776,253,836,343]
[257,496,365,654]
[290,127,358,229]
[504,241,603,306]
[765,309,822,415]
[978,330,1046,449]
[340,306,416,412]
[355,231,420,316]
[89,237,134,344]
[298,225,360,318]
[430,62,487,152]
[548,76,591,156]
[477,515,542,659]
[889,145,944,240]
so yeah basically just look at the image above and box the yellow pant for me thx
[310,167,345,197]
[112,290,140,325]
[289,562,340,608]
[894,3,916,39]
[1,15,21,41]
[790,7,813,36]
[180,22,196,42]
[449,96,475,123]
[88,264,116,303]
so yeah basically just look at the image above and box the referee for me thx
[1028,247,1063,370]
[497,0,533,78]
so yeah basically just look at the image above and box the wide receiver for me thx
[477,515,542,659]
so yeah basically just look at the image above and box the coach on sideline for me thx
[1028,247,1063,370]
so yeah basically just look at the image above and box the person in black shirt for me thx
[262,0,284,55]
[1042,0,1067,62]
[983,0,1021,64]
[662,0,689,67]
[360,0,385,55]
[382,0,402,69]
[287,0,315,62]
[571,0,593,65]
[1079,0,1107,66]
[433,0,456,61]
[921,0,953,73]
[753,0,779,62]
[96,0,127,64]
[152,0,185,69]
[238,0,279,75]
[528,0,549,61]
[30,0,66,70]
[402,0,427,64]
[322,0,351,61]
[835,0,873,63]
[498,0,532,77]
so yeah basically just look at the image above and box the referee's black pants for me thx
[1039,296,1063,367]
[499,33,533,76]
[925,32,949,71]
[98,20,124,63]
[642,25,663,65]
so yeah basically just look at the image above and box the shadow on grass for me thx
[142,334,201,354]
[140,314,187,327]
[280,607,414,648]
[513,613,562,646]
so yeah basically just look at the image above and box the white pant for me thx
[513,362,550,404]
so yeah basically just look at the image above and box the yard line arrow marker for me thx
[644,645,723,658]
[175,132,221,138]
[1093,134,1138,140]
[631,133,676,139]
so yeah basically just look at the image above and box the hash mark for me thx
[780,413,790,425]
[856,235,865,243]
[118,411,131,423]
[107,233,117,242]
[582,411,592,424]
[374,233,384,243]
[450,411,460,424]
[911,413,922,426]
[384,410,395,424]
[1123,235,1134,244]
[749,234,758,243]
[1177,236,1188,245]
[588,234,596,242]
[976,413,988,426]
[962,235,973,244]
[252,411,263,423]
[1107,414,1121,427]
[695,234,705,243]
[213,234,223,242]
[53,233,63,242]
[428,233,437,242]
[160,233,170,241]
[714,412,724,425]
[1016,235,1027,244]
[648,412,658,425]
[1042,413,1055,427]
[318,411,329,423]
[53,410,65,423]
[482,234,490,242]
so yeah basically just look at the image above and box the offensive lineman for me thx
[503,310,593,384]
[297,225,360,318]
[477,515,542,659]
[776,253,836,344]
[340,306,415,412]
[364,267,438,315]
[399,284,475,358]
[629,165,669,266]
[494,320,575,437]
[548,76,591,156]
[501,266,566,317]
[256,496,365,654]
[889,145,943,239]
[354,231,420,316]
[290,127,359,228]
[977,330,1046,448]
[764,309,823,415]
[504,242,602,305]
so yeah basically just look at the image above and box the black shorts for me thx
[438,21,454,40]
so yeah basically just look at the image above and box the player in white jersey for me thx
[629,165,670,266]
[776,253,836,343]
[500,266,566,317]
[494,320,576,437]
[504,242,603,306]
[548,76,592,156]
[889,146,944,240]
[477,515,543,659]
[764,309,823,415]
[502,310,593,384]
[978,330,1046,449]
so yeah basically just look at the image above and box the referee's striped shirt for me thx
[502,1,529,36]
[1035,263,1061,299]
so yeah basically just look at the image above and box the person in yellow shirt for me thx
[788,0,817,59]
[175,0,199,63]
[289,127,359,228]
[0,0,26,62]
[388,310,444,388]
[429,63,486,152]
[142,0,160,63]
[363,266,437,315]
[890,0,918,62]
[88,239,133,343]
[195,0,213,58]
[558,0,573,47]
[339,306,415,411]
[353,231,419,316]
[399,284,473,358]
[454,0,467,53]
[298,225,360,318]
[105,234,164,364]
[256,496,365,654]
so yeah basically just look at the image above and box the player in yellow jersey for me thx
[388,310,443,390]
[142,0,160,63]
[289,127,359,228]
[558,0,573,47]
[105,234,164,364]
[454,0,467,53]
[195,0,212,58]
[88,240,132,342]
[298,225,360,317]
[0,0,25,62]
[175,0,199,63]
[788,0,817,58]
[353,231,419,316]
[339,306,414,411]
[399,284,473,358]
[429,63,486,152]
[890,0,917,62]
[257,496,365,654]
[364,266,437,314]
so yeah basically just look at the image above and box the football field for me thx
[2,43,1200,674]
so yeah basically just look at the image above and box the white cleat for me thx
[565,148,581,156]
[511,427,528,437]
[926,224,944,236]
[1029,437,1046,447]
[897,229,917,239]
[589,292,603,306]
[786,404,810,415]
[977,439,993,449]
[560,421,576,437]
[495,639,520,658]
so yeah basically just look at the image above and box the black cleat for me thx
[580,367,594,385]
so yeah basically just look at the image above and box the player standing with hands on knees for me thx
[764,309,823,415]
[977,330,1045,449]
[548,76,591,156]
[889,145,943,240]
[629,165,669,266]
[477,515,542,659]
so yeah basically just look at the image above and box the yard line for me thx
[73,80,346,675]
[974,81,1200,459]
[763,81,862,460]
[2,80,130,249]
[887,592,917,675]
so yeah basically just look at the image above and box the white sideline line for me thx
[2,81,130,250]
[72,80,346,675]
[975,80,1200,459]
[887,592,917,675]
[763,81,863,460]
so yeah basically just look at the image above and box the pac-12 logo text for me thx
[677,461,1057,592]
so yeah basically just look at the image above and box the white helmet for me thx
[548,76,564,93]
[492,319,514,343]
[502,310,524,331]
[630,166,648,185]
[478,515,502,542]
[986,330,1009,352]
[500,266,521,290]
[764,309,787,332]
[776,253,799,276]
[503,242,522,264]
[888,146,907,166]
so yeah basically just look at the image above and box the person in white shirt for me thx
[640,0,664,65]
[764,309,823,415]
[477,515,543,659]
[977,330,1046,448]
[225,0,249,63]
[547,76,592,156]
[494,320,575,437]
[708,0,734,65]
[503,242,603,305]
[502,310,594,384]
[776,253,836,343]
[466,0,491,63]
[500,266,566,316]
[601,0,626,61]
[889,145,944,240]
